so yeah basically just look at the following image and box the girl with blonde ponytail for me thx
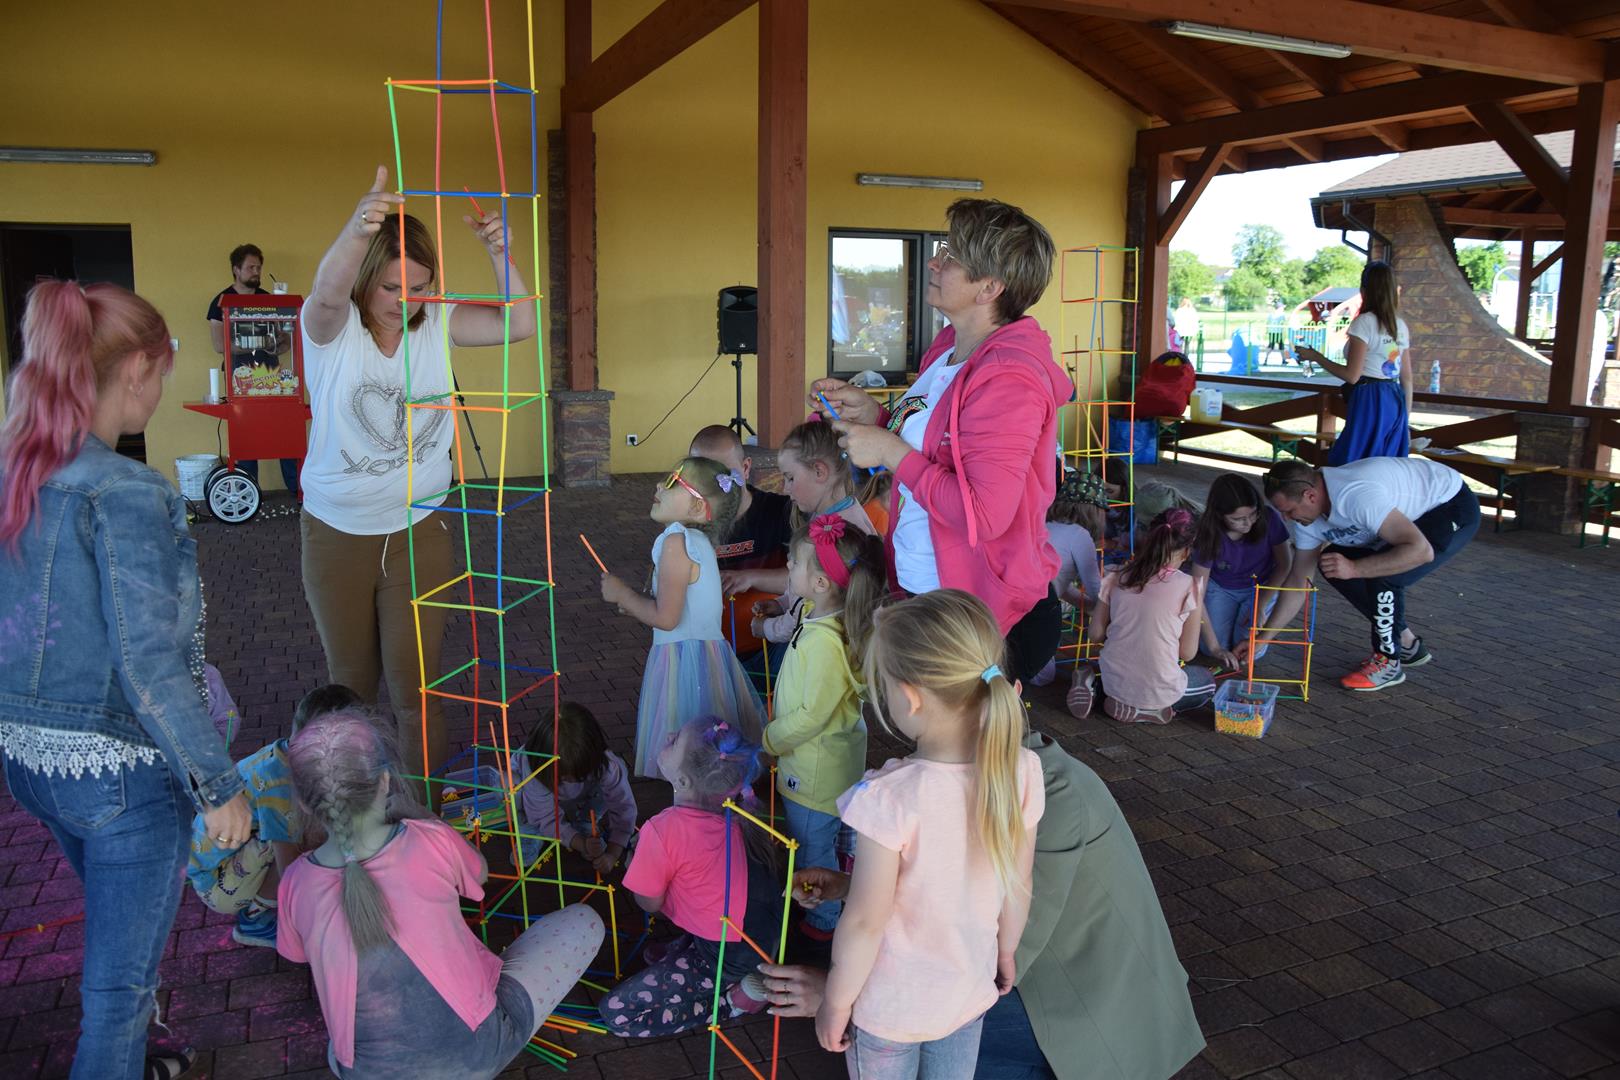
[817,589,1044,1078]
[279,712,603,1077]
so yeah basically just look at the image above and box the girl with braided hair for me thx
[600,717,780,1036]
[277,711,603,1077]
[762,513,885,942]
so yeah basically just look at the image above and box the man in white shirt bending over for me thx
[1243,457,1479,692]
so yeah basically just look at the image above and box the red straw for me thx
[462,185,520,271]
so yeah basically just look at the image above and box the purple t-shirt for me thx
[1193,507,1289,590]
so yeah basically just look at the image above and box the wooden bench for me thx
[1419,449,1558,533]
[1550,465,1620,548]
[1162,418,1332,464]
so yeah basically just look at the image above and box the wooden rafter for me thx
[1139,71,1554,153]
[1158,144,1232,244]
[1262,48,1410,151]
[988,4,1187,122]
[1443,207,1620,230]
[1480,0,1557,33]
[1007,0,1605,84]
[1466,101,1570,216]
[561,0,754,114]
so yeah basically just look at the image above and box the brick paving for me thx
[2,459,1618,1078]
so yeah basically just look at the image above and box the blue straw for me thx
[819,392,883,476]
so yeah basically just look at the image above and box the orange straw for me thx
[579,533,608,574]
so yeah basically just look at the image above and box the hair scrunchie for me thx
[808,513,852,589]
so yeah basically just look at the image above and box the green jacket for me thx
[1015,733,1205,1080]
[763,614,866,815]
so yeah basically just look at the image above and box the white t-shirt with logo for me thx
[301,304,453,535]
[890,349,965,594]
[1346,312,1410,381]
[1291,456,1464,552]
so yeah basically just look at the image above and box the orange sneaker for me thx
[1340,653,1405,692]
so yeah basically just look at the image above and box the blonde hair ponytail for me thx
[864,589,1030,896]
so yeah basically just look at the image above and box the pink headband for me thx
[808,514,851,589]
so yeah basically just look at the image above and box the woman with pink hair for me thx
[0,281,252,1080]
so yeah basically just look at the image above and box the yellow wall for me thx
[595,0,1141,471]
[0,0,564,488]
[2,0,1140,483]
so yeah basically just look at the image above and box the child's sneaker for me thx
[232,904,277,949]
[1340,653,1405,692]
[1400,637,1432,667]
[1030,658,1057,687]
[725,972,769,1018]
[1066,668,1097,718]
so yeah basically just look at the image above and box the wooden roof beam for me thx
[988,4,1188,122]
[1263,48,1410,151]
[1008,0,1605,84]
[561,0,755,114]
[1466,101,1570,216]
[1159,144,1232,244]
[1443,207,1620,229]
[1125,24,1265,111]
[1480,0,1557,33]
[1139,70,1555,153]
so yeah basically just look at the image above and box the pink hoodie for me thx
[884,318,1074,634]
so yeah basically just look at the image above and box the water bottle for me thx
[1429,359,1442,393]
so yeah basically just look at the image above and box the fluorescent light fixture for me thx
[0,146,157,166]
[857,173,983,192]
[1166,21,1351,59]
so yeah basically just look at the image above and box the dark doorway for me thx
[0,224,144,460]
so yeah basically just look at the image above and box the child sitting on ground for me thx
[762,514,885,942]
[1069,508,1215,725]
[187,683,362,948]
[1190,473,1293,670]
[279,710,603,1079]
[600,456,765,776]
[512,702,636,874]
[816,590,1044,1070]
[1031,470,1109,686]
[600,717,780,1037]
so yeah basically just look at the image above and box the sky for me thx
[1172,155,1396,267]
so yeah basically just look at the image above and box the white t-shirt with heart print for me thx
[300,303,453,535]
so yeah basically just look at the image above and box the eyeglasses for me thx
[933,240,962,267]
[662,466,712,520]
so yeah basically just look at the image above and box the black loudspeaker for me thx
[718,285,758,355]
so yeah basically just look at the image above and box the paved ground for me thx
[2,459,1618,1079]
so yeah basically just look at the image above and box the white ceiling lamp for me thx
[1165,21,1352,60]
[0,146,157,166]
[857,173,983,191]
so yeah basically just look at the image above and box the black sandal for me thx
[145,1047,197,1080]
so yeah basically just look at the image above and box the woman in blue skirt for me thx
[1304,261,1413,464]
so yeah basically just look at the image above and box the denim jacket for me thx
[0,436,244,809]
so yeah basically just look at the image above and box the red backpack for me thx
[1134,351,1197,418]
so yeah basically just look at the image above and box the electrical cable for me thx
[637,352,723,445]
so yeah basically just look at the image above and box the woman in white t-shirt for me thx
[1304,261,1413,465]
[297,166,536,797]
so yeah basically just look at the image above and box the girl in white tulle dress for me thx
[599,456,765,777]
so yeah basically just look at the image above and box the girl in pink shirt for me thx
[600,717,780,1037]
[819,590,1044,1079]
[1068,508,1216,726]
[277,712,603,1078]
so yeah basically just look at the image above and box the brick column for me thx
[1516,411,1589,533]
[553,389,614,489]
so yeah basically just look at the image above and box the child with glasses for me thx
[1189,473,1293,671]
[600,457,766,777]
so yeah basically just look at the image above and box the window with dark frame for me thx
[827,228,947,384]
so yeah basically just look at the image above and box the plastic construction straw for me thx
[463,185,520,273]
[579,533,608,574]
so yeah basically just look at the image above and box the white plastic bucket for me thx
[175,454,219,500]
[1191,387,1223,424]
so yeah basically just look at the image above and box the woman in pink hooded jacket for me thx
[812,198,1074,684]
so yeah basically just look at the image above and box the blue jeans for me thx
[975,990,1056,1080]
[847,1015,985,1080]
[4,757,191,1080]
[1203,581,1276,656]
[783,800,845,930]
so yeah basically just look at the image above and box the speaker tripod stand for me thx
[727,352,755,440]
